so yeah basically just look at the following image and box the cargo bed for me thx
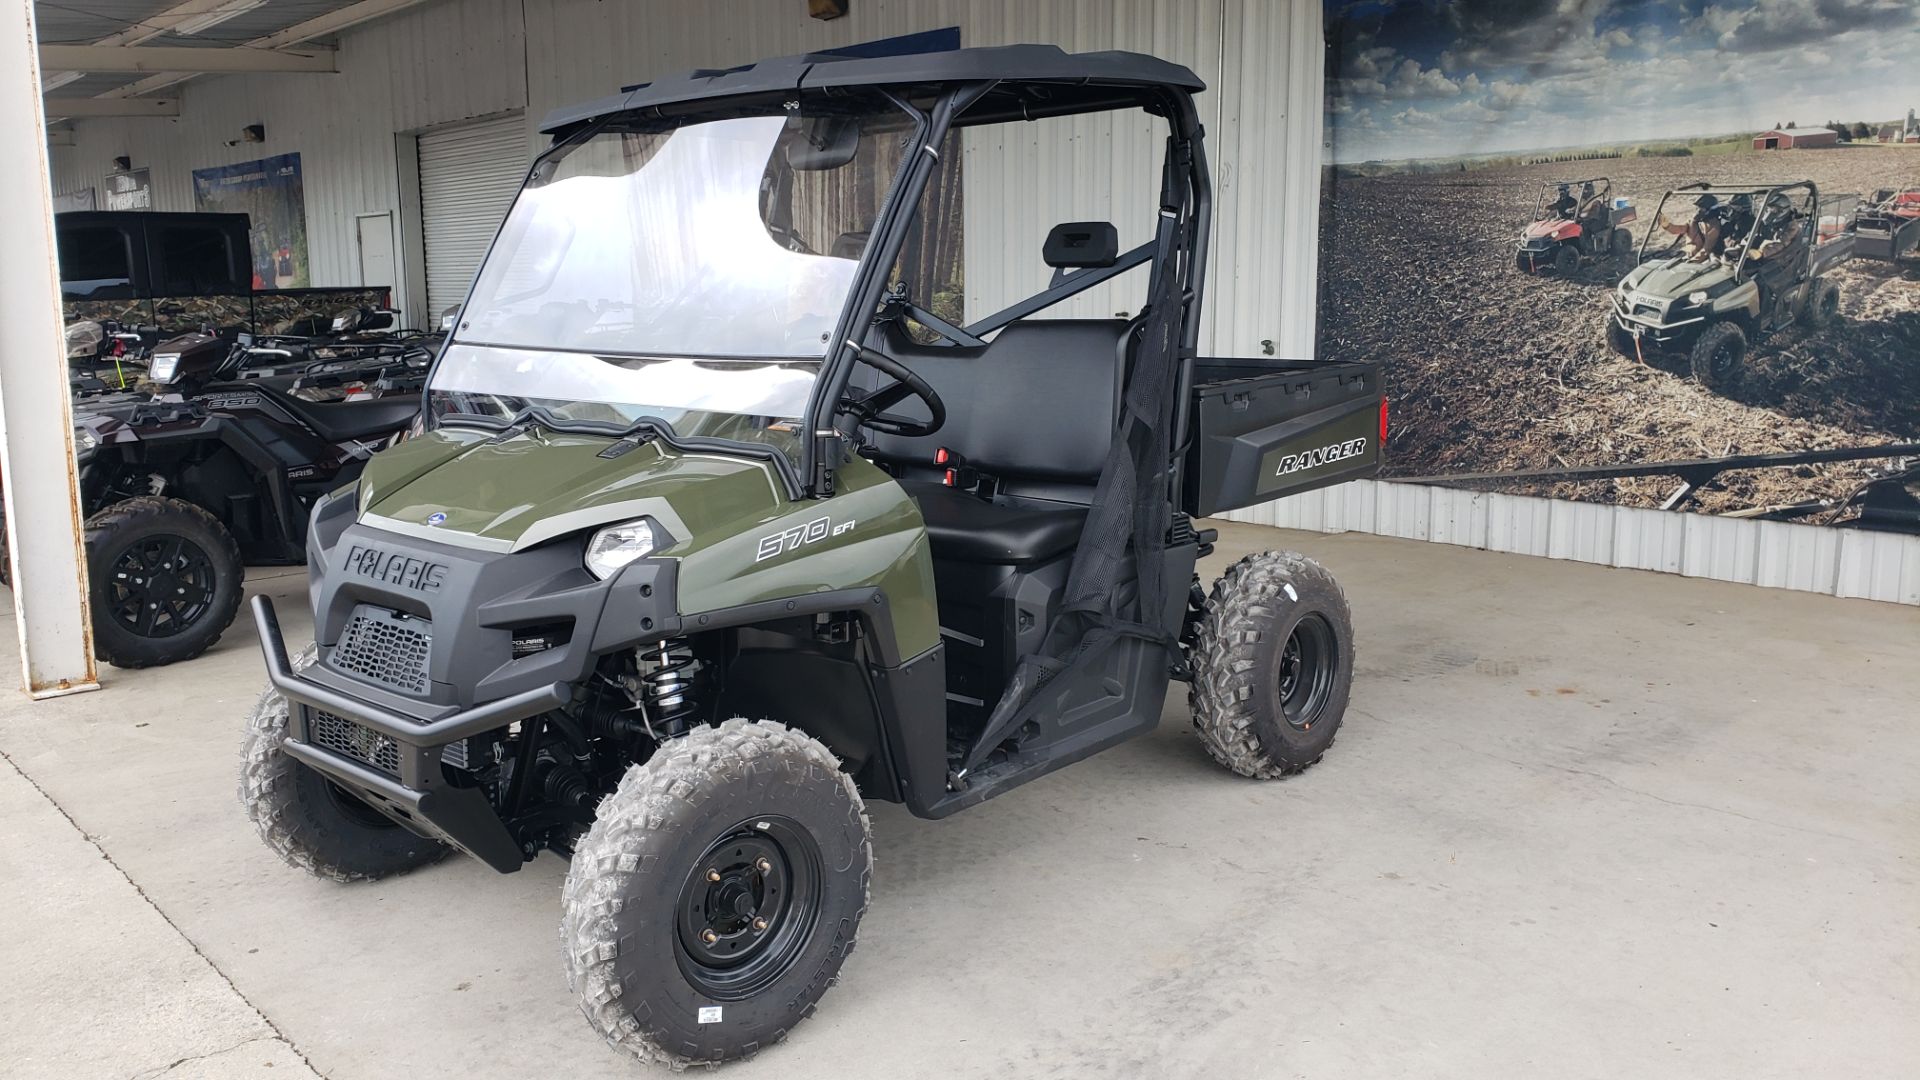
[1182,356,1385,517]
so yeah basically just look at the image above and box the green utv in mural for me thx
[1607,181,1857,389]
[240,45,1384,1066]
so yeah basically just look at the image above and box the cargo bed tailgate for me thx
[1183,357,1384,517]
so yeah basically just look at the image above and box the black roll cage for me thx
[801,79,1212,499]
[1640,180,1818,280]
[1531,176,1611,221]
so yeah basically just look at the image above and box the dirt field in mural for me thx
[1320,143,1920,514]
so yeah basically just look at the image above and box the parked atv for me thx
[66,317,156,396]
[240,45,1384,1067]
[66,327,421,667]
[1515,177,1636,274]
[1605,181,1856,388]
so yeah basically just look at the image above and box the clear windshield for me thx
[435,104,912,460]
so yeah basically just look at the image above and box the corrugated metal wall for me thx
[1222,480,1920,606]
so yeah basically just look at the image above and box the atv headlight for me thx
[1687,290,1710,305]
[584,518,657,580]
[73,425,98,458]
[148,352,181,383]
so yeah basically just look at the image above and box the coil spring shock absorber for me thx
[639,638,702,737]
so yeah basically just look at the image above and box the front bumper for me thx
[254,594,566,871]
[1610,300,1706,350]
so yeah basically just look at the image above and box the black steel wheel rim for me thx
[674,816,823,1000]
[1710,339,1739,379]
[105,534,217,638]
[1276,614,1337,732]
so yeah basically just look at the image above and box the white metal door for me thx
[356,211,395,289]
[417,115,526,316]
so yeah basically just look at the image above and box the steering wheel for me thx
[843,344,946,438]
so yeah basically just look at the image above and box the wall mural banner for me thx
[192,152,310,289]
[1321,1,1920,534]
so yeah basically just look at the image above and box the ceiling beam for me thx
[100,0,438,99]
[43,97,181,118]
[40,44,336,74]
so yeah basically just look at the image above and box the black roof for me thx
[539,43,1205,136]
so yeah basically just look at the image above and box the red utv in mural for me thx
[1514,177,1638,274]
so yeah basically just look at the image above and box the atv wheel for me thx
[239,643,449,881]
[1514,251,1534,273]
[86,496,243,668]
[1553,245,1579,275]
[1803,280,1841,329]
[1688,322,1747,390]
[1603,316,1638,360]
[1189,551,1354,779]
[562,719,871,1068]
[1611,228,1634,264]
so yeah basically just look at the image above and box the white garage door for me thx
[418,114,527,316]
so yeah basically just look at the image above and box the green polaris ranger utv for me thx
[240,43,1384,1066]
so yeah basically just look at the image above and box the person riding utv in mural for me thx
[1321,0,1920,533]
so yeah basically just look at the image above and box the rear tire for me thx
[1688,322,1747,390]
[1189,552,1355,779]
[1611,228,1634,265]
[86,496,243,668]
[1803,279,1841,329]
[239,644,449,881]
[562,719,872,1068]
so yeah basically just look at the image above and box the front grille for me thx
[1632,302,1664,319]
[309,710,402,774]
[331,606,431,693]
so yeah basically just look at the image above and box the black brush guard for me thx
[252,595,568,871]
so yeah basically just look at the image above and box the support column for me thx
[0,0,99,697]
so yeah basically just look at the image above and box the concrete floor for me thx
[1,522,1915,1080]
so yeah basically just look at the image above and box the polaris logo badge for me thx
[343,545,447,593]
[1274,437,1369,478]
[755,516,855,562]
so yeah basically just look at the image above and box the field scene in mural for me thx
[1324,1,1920,528]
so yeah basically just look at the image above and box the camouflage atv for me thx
[241,44,1384,1067]
[1606,181,1856,388]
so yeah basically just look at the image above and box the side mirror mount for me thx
[785,115,862,171]
[1043,221,1120,270]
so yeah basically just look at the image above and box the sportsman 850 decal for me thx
[755,516,856,562]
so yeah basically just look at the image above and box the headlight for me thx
[584,518,657,580]
[73,425,98,456]
[1687,290,1710,305]
[148,352,181,383]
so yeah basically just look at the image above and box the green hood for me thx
[356,428,790,553]
[1623,256,1733,299]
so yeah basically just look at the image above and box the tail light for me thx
[1379,397,1389,446]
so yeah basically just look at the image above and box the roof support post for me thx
[0,0,100,697]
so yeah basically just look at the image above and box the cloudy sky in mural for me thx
[1326,0,1920,162]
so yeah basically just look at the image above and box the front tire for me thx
[1688,321,1747,389]
[239,644,449,881]
[1603,316,1638,360]
[86,496,243,668]
[1553,244,1579,275]
[562,719,872,1068]
[1189,552,1355,779]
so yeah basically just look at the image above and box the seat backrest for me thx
[867,319,1130,489]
